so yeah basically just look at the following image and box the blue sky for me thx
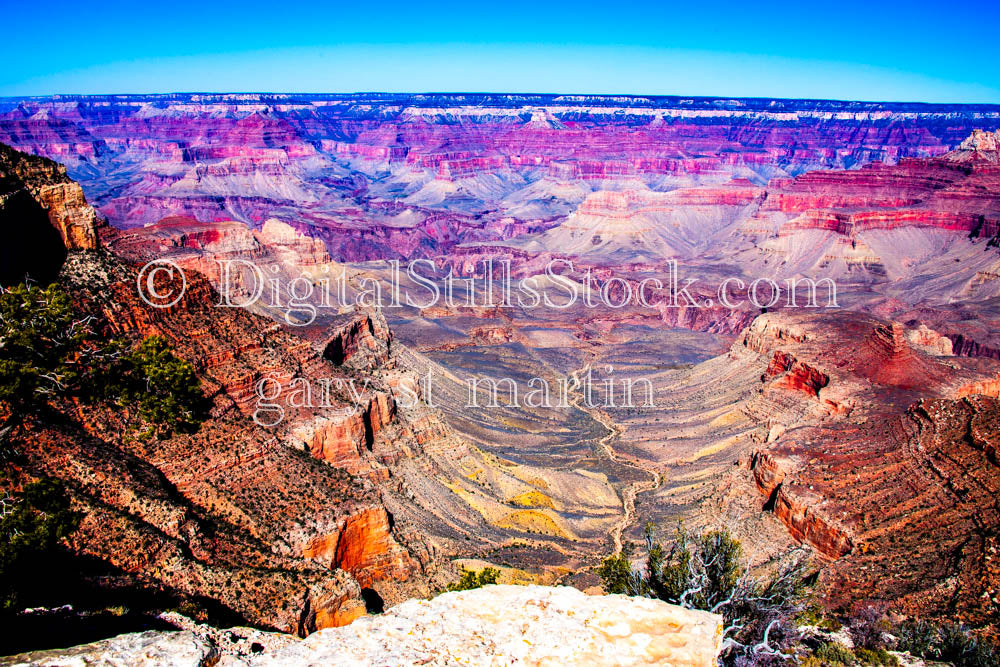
[3,0,999,102]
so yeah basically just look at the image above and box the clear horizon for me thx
[3,0,999,104]
[6,90,1000,107]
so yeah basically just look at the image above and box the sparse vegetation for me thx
[102,335,207,433]
[598,524,812,665]
[0,477,80,612]
[795,604,841,632]
[447,567,501,592]
[0,284,94,413]
[854,647,899,666]
[845,609,999,666]
[0,284,206,442]
[847,603,892,651]
[894,618,939,657]
[893,620,1000,667]
[807,641,854,666]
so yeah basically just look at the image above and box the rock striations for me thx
[4,92,1000,658]
[0,142,451,639]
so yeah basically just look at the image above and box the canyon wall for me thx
[2,94,998,265]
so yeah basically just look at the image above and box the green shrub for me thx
[812,641,855,665]
[447,567,500,592]
[895,618,938,657]
[0,478,80,611]
[598,524,812,665]
[596,549,637,596]
[937,623,999,667]
[110,336,206,433]
[659,528,743,608]
[0,285,205,439]
[892,619,999,667]
[796,604,842,631]
[855,647,899,666]
[0,284,91,412]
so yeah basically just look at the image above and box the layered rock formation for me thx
[0,143,101,285]
[2,142,653,661]
[1,93,997,263]
[0,143,449,642]
[4,91,1000,654]
[613,309,1000,632]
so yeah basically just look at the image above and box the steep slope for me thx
[0,143,448,645]
[0,144,100,285]
[610,309,1000,633]
[105,215,633,569]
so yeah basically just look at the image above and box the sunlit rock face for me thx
[1,93,997,264]
[0,587,722,666]
[0,631,217,667]
[249,585,723,667]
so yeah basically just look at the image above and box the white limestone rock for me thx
[250,584,722,667]
[1,586,723,667]
[0,630,214,667]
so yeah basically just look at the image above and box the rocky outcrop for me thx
[905,324,953,356]
[748,450,786,500]
[748,451,852,558]
[0,587,723,666]
[0,143,102,285]
[766,351,829,397]
[0,142,100,251]
[290,391,396,469]
[304,506,416,588]
[955,129,1000,157]
[251,585,723,667]
[0,630,217,667]
[323,312,392,370]
[730,311,1000,629]
[293,411,369,468]
[770,486,854,559]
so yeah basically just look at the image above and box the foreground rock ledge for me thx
[251,585,723,667]
[2,585,723,666]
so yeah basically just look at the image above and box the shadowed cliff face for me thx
[0,144,91,285]
[0,186,65,286]
[0,142,105,286]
